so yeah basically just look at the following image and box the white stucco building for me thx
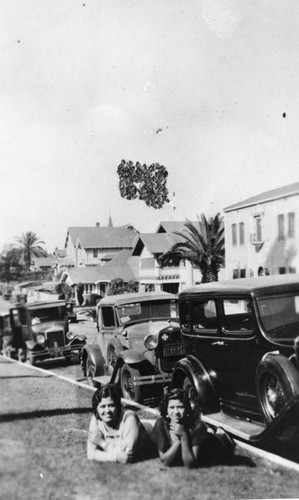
[224,182,299,279]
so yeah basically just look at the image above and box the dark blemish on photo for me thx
[282,112,286,118]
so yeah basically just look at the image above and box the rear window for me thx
[222,299,253,333]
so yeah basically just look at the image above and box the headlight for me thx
[144,333,158,350]
[36,334,45,344]
[66,331,74,340]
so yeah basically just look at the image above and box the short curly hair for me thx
[92,384,122,420]
[159,388,195,428]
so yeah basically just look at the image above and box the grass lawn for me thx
[1,358,299,500]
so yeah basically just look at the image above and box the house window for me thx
[289,267,296,274]
[279,267,286,274]
[233,269,246,279]
[145,284,155,292]
[288,212,295,238]
[278,214,284,240]
[256,216,262,242]
[93,249,98,258]
[239,222,245,245]
[232,224,237,246]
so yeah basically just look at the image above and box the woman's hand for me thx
[170,422,188,440]
[116,449,134,464]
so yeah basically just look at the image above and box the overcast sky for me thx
[0,0,298,253]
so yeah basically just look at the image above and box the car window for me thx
[101,307,115,327]
[222,299,253,334]
[179,300,191,333]
[257,294,299,342]
[191,300,218,333]
[117,299,178,324]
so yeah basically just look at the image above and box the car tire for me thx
[106,343,123,376]
[183,376,201,410]
[256,354,299,423]
[86,353,96,387]
[120,363,142,403]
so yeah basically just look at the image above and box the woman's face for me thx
[167,398,186,424]
[97,396,118,425]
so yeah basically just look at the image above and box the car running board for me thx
[201,412,265,441]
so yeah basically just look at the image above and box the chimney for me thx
[96,222,100,227]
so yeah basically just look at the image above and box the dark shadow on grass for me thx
[197,453,256,469]
[0,407,92,422]
[0,375,52,379]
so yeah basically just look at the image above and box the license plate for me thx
[162,344,185,356]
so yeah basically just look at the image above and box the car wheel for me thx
[120,363,142,403]
[183,376,200,409]
[86,354,96,386]
[106,345,118,375]
[256,354,299,424]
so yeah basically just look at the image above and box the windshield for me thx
[29,306,67,324]
[117,299,178,324]
[257,294,299,343]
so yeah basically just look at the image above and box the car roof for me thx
[99,291,177,307]
[24,301,66,310]
[180,274,299,298]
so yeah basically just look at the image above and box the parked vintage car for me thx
[171,275,299,443]
[81,292,185,404]
[2,300,86,365]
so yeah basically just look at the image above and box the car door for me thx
[217,296,262,415]
[180,297,225,384]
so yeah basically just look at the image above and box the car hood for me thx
[32,322,65,334]
[123,320,179,337]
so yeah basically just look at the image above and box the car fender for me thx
[25,340,42,351]
[256,352,299,423]
[81,343,105,376]
[68,334,86,345]
[110,349,157,383]
[171,355,219,411]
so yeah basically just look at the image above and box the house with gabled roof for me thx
[64,220,139,267]
[132,229,202,294]
[224,181,299,279]
[60,249,139,298]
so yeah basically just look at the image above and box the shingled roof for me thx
[224,181,299,212]
[63,250,138,285]
[132,233,177,256]
[65,225,138,249]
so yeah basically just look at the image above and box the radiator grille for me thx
[46,330,64,348]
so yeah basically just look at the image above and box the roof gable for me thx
[224,181,299,212]
[132,233,175,256]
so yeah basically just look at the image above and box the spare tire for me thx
[256,354,299,424]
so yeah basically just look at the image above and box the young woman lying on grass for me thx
[87,384,150,464]
[150,388,235,468]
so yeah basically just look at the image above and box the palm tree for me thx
[161,213,225,283]
[16,231,47,269]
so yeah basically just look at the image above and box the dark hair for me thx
[92,384,122,420]
[159,388,194,428]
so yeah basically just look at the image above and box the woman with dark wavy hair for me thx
[87,384,147,463]
[151,388,235,468]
